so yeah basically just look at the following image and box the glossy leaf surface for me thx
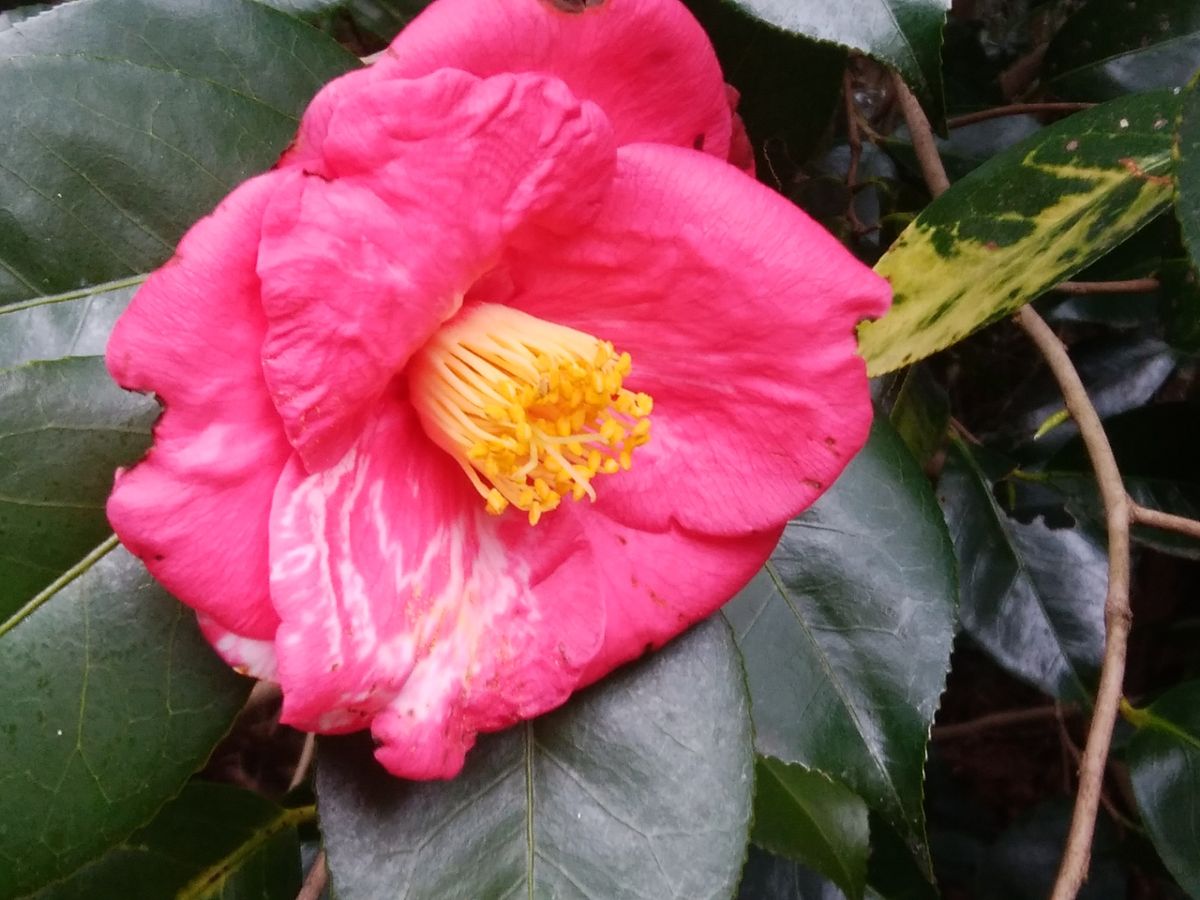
[1044,0,1200,100]
[0,546,250,898]
[317,617,753,900]
[1178,73,1200,277]
[720,0,950,128]
[0,0,357,307]
[29,783,306,900]
[0,280,139,370]
[0,357,155,619]
[860,92,1179,374]
[753,758,870,900]
[938,439,1105,700]
[724,419,957,866]
[1127,681,1200,897]
[687,0,847,168]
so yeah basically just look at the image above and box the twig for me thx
[890,72,949,197]
[843,67,868,235]
[1130,503,1200,540]
[297,850,328,900]
[891,73,1135,900]
[933,705,1065,740]
[288,733,317,792]
[947,102,1095,129]
[844,68,863,191]
[1053,278,1160,295]
[1015,307,1133,900]
[1053,704,1141,834]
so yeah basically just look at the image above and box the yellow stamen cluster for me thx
[409,303,653,525]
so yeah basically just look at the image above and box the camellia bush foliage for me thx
[0,0,1198,897]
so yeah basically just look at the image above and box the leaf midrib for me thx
[762,558,911,826]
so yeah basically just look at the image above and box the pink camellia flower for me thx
[106,0,890,779]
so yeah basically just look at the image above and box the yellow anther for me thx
[407,303,654,526]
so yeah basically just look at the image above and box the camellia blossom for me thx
[106,0,890,779]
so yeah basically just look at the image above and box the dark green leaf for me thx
[717,0,950,129]
[339,0,433,39]
[686,0,846,170]
[1047,402,1200,559]
[867,813,939,900]
[723,418,957,869]
[0,357,156,619]
[883,364,950,468]
[317,617,753,900]
[0,545,251,898]
[989,334,1176,455]
[1159,258,1200,355]
[860,92,1180,374]
[738,847,875,900]
[0,280,138,369]
[885,115,1043,182]
[29,782,308,900]
[753,758,870,900]
[0,0,358,308]
[1044,0,1200,101]
[1178,73,1200,278]
[1127,681,1200,897]
[938,438,1105,700]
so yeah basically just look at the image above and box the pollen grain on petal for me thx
[408,303,652,524]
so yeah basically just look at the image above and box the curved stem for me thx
[890,73,1137,900]
[1016,306,1132,900]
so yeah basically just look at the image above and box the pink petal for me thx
[268,385,604,779]
[198,615,278,681]
[106,175,292,639]
[501,143,891,536]
[566,512,783,687]
[379,0,735,161]
[256,69,616,472]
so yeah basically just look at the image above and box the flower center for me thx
[409,303,653,525]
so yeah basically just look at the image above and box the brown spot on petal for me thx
[824,436,837,447]
[804,478,823,490]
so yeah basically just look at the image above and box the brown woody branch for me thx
[888,75,1135,900]
[948,102,1096,129]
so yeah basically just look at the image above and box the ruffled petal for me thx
[106,174,292,639]
[268,384,603,779]
[379,0,735,160]
[256,69,616,472]
[500,143,891,536]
